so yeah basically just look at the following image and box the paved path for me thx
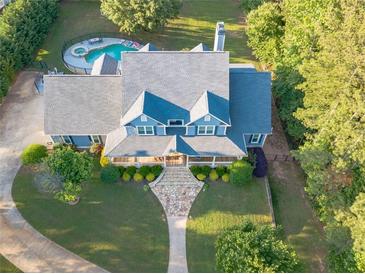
[151,167,203,273]
[0,72,106,272]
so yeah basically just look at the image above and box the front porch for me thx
[111,154,241,167]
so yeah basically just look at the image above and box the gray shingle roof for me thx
[44,75,122,135]
[229,67,272,133]
[91,54,119,75]
[121,51,229,116]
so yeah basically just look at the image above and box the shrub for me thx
[229,160,254,186]
[139,166,151,177]
[143,184,150,192]
[203,183,209,191]
[126,166,137,176]
[100,165,120,183]
[196,173,207,181]
[216,166,226,177]
[133,172,144,182]
[209,170,219,181]
[21,144,48,165]
[151,165,163,176]
[99,148,110,167]
[201,165,212,176]
[122,172,131,182]
[45,146,93,183]
[190,166,201,176]
[118,166,126,176]
[89,143,103,155]
[216,221,299,272]
[55,181,81,203]
[222,173,230,183]
[145,173,156,182]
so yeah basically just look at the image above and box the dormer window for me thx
[141,115,147,122]
[168,119,184,126]
[137,126,154,135]
[204,115,211,122]
[198,125,215,135]
[250,134,261,144]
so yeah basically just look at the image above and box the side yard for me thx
[12,164,169,273]
[186,179,272,272]
[268,161,328,272]
[34,0,255,71]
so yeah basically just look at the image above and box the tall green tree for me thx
[100,0,181,33]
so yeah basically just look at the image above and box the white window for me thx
[168,119,184,126]
[51,136,63,143]
[141,115,147,122]
[62,136,73,144]
[137,126,154,135]
[204,115,211,122]
[250,134,261,144]
[91,135,101,144]
[197,125,215,135]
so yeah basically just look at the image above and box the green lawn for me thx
[12,166,169,273]
[35,0,255,71]
[0,255,21,273]
[268,162,328,272]
[186,179,272,272]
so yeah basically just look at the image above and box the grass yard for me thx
[0,255,21,273]
[186,179,272,272]
[12,165,169,273]
[35,0,255,71]
[268,161,328,272]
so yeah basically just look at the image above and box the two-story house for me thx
[44,22,272,167]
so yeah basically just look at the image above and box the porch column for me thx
[163,156,166,167]
[212,156,216,168]
[186,155,189,168]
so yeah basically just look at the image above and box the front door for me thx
[165,154,186,166]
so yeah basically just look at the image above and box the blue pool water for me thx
[85,44,137,63]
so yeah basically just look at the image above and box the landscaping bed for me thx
[186,178,272,272]
[12,164,169,272]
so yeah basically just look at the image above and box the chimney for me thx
[213,22,225,51]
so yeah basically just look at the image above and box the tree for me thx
[247,2,285,66]
[216,221,299,272]
[100,0,181,33]
[341,193,365,272]
[45,146,93,184]
[295,0,365,169]
[21,144,48,165]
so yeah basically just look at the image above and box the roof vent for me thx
[213,22,225,51]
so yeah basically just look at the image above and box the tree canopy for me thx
[216,221,299,272]
[100,0,181,33]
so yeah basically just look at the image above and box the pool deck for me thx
[63,37,142,73]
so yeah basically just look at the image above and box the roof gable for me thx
[91,53,119,75]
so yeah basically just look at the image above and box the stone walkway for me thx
[151,167,203,273]
[0,72,106,272]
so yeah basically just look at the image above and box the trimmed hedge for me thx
[139,166,151,177]
[209,170,219,181]
[145,173,156,182]
[151,165,163,176]
[196,173,207,181]
[21,144,48,165]
[122,172,131,182]
[100,165,120,183]
[0,0,58,101]
[126,166,137,176]
[229,160,254,186]
[222,173,230,183]
[133,172,144,182]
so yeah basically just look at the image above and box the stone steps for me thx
[156,167,201,186]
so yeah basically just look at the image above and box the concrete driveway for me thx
[0,71,106,272]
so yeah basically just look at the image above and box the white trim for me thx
[223,126,227,135]
[62,136,73,144]
[91,135,101,144]
[197,125,215,135]
[186,113,231,126]
[204,115,211,122]
[136,125,154,135]
[250,134,261,144]
[141,115,147,122]
[167,119,184,127]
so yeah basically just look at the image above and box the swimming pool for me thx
[85,44,138,63]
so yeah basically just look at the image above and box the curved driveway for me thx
[0,72,106,272]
